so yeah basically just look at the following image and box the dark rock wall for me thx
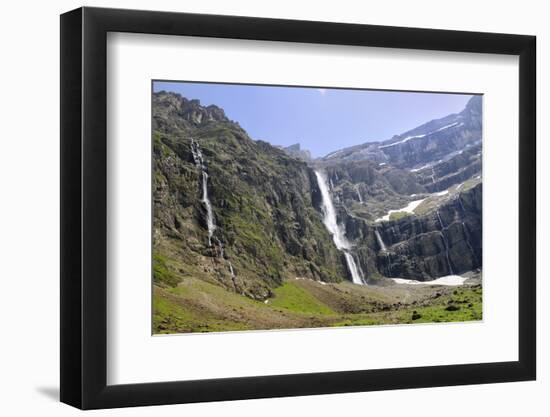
[371,184,482,280]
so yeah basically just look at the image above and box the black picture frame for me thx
[60,6,536,410]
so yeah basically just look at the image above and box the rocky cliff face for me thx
[153,91,348,299]
[370,183,482,280]
[311,160,482,282]
[309,96,482,282]
[153,91,482,296]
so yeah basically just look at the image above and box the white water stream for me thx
[191,139,216,246]
[201,171,216,246]
[355,186,363,204]
[436,210,454,275]
[375,230,387,251]
[315,170,365,285]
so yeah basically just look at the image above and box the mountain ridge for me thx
[152,90,481,294]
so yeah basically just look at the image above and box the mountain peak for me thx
[153,91,228,126]
[282,143,312,161]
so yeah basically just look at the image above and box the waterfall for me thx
[344,252,365,285]
[314,170,365,285]
[375,230,387,251]
[439,231,454,275]
[201,171,216,246]
[431,167,436,184]
[436,210,445,229]
[374,229,391,277]
[191,138,216,246]
[385,253,392,277]
[227,261,237,288]
[462,222,478,264]
[191,139,235,285]
[219,236,237,288]
[435,210,453,274]
[356,186,363,204]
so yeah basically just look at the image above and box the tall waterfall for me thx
[191,139,216,246]
[201,171,216,246]
[314,170,365,285]
[191,138,238,287]
[375,230,387,251]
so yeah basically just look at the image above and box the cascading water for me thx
[436,210,445,229]
[191,139,239,286]
[191,138,216,246]
[218,240,237,289]
[375,230,387,251]
[462,222,478,264]
[314,170,365,285]
[374,229,392,276]
[440,231,454,275]
[344,252,364,284]
[436,210,454,274]
[356,186,363,204]
[201,171,216,246]
[385,253,392,277]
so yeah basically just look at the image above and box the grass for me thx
[152,253,181,287]
[270,281,335,315]
[153,292,198,333]
[333,285,482,326]
[389,211,410,221]
[154,284,255,333]
[153,273,482,334]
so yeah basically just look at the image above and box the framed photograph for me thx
[60,6,536,409]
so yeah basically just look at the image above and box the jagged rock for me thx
[281,143,312,162]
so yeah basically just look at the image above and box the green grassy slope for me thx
[153,276,482,334]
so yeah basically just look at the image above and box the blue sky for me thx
[154,81,472,158]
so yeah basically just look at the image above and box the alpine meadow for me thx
[152,82,482,334]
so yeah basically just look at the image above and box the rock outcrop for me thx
[281,143,312,162]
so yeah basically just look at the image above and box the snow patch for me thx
[325,149,343,159]
[391,275,468,286]
[410,164,431,172]
[375,198,426,222]
[380,122,463,149]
